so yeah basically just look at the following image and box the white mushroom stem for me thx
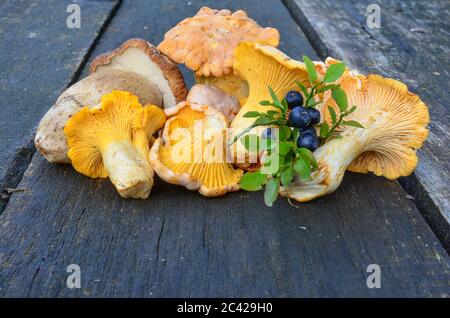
[102,140,154,199]
[281,126,370,202]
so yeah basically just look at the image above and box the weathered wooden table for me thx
[0,0,449,297]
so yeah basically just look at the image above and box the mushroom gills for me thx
[150,102,243,197]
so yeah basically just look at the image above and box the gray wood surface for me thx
[0,0,119,211]
[0,0,449,297]
[285,0,450,250]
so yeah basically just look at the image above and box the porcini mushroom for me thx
[64,90,166,199]
[281,73,429,202]
[186,84,241,123]
[158,7,280,102]
[91,38,187,108]
[229,42,325,168]
[149,102,243,197]
[35,38,187,164]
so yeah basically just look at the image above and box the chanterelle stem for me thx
[282,128,368,202]
[102,140,154,199]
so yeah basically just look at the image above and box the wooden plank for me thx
[0,0,119,211]
[1,0,449,297]
[285,0,450,249]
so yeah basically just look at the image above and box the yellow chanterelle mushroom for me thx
[149,102,243,197]
[281,72,429,202]
[64,90,166,199]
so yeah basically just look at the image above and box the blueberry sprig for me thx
[235,55,364,207]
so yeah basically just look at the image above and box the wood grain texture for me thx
[1,156,450,297]
[0,0,449,297]
[0,0,119,211]
[285,0,450,249]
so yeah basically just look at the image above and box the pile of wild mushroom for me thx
[35,7,429,204]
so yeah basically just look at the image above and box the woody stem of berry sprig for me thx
[304,83,320,108]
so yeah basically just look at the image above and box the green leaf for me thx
[284,149,295,164]
[240,171,268,191]
[294,157,312,182]
[342,120,365,128]
[320,122,329,139]
[347,105,357,114]
[296,148,318,170]
[323,63,346,83]
[306,98,320,107]
[266,110,280,117]
[240,134,260,153]
[316,84,340,93]
[328,106,337,124]
[296,81,309,97]
[264,177,280,207]
[307,101,321,108]
[278,125,292,140]
[243,111,261,118]
[281,165,295,187]
[281,98,288,113]
[332,88,348,112]
[279,141,295,156]
[254,116,272,125]
[303,55,317,84]
[259,100,272,106]
[278,154,287,169]
[268,86,281,108]
[292,128,300,142]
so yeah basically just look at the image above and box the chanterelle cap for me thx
[158,7,280,77]
[150,102,243,197]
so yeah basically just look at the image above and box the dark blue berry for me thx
[288,107,311,128]
[285,90,304,108]
[261,128,272,139]
[297,132,320,152]
[300,126,317,136]
[307,108,321,125]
